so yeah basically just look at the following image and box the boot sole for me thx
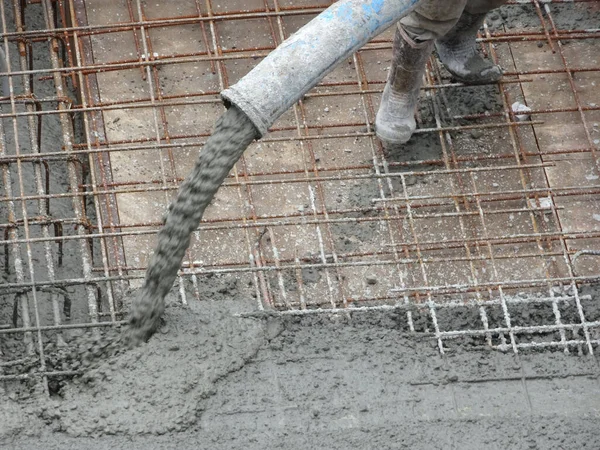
[375,122,414,147]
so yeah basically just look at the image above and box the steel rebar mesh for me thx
[1,0,600,392]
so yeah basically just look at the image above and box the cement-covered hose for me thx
[221,0,421,138]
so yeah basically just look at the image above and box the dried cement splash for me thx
[125,105,258,345]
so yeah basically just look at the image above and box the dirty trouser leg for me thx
[398,0,468,43]
[376,1,507,146]
[464,0,508,15]
[399,0,507,84]
[397,0,507,42]
[375,0,466,147]
[374,28,435,147]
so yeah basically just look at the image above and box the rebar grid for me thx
[1,0,600,389]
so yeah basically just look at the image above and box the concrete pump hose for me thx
[221,0,421,137]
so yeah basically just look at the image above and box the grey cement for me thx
[126,106,257,345]
[8,418,600,450]
[3,2,600,449]
[4,288,600,448]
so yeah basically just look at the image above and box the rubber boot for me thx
[375,28,434,147]
[435,12,502,84]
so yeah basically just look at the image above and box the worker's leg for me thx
[436,0,508,84]
[374,27,435,147]
[398,0,468,43]
[376,0,466,147]
[464,0,508,15]
[376,0,508,146]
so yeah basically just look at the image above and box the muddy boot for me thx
[435,12,502,84]
[375,29,434,147]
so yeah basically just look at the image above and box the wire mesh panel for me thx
[1,0,600,392]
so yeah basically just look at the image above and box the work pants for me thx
[399,0,508,42]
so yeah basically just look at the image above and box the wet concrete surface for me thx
[4,286,600,448]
